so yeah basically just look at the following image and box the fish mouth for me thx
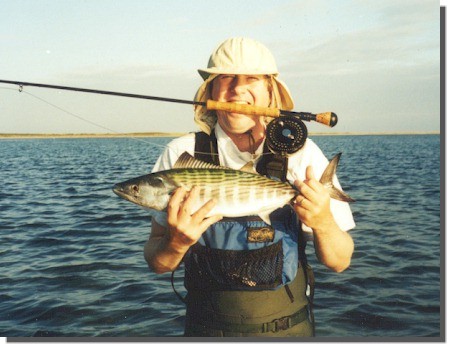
[113,184,126,197]
[113,183,141,205]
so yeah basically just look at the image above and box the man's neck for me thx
[220,124,265,154]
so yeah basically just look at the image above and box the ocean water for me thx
[0,134,441,339]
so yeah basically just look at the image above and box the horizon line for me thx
[0,131,440,139]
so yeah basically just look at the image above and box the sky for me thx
[0,0,442,134]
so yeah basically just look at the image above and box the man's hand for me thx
[293,166,354,272]
[293,166,334,232]
[167,186,223,252]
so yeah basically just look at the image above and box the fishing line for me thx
[0,86,172,150]
[1,85,274,160]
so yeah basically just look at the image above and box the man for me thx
[144,37,355,337]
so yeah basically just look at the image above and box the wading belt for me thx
[190,305,309,334]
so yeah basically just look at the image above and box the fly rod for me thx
[0,79,338,127]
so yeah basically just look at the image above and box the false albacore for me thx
[113,152,354,224]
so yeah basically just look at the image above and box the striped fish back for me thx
[164,168,297,211]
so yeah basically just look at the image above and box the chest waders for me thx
[172,131,315,337]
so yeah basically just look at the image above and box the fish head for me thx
[113,173,174,210]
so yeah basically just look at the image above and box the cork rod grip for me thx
[206,100,281,118]
[315,112,338,127]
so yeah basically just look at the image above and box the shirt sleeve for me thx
[152,133,196,172]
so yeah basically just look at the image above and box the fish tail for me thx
[320,153,355,203]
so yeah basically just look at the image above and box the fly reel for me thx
[266,116,307,156]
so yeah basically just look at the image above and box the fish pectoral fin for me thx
[257,210,272,225]
[174,152,227,170]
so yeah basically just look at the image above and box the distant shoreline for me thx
[0,132,185,139]
[0,131,440,139]
[311,131,440,136]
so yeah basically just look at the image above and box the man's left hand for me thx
[293,166,335,232]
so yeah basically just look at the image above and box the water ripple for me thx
[0,135,440,338]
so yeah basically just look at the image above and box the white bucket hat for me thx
[194,37,295,134]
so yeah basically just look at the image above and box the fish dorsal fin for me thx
[174,152,257,174]
[174,152,227,170]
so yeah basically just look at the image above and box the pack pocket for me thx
[185,241,284,291]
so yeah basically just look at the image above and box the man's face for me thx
[211,74,271,135]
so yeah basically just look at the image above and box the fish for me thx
[112,152,354,224]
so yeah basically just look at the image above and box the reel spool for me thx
[266,116,308,156]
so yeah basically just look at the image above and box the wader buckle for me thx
[270,316,292,332]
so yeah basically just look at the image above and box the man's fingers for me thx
[169,186,187,205]
[182,186,199,213]
[201,214,224,230]
[303,166,324,194]
[295,195,306,207]
[191,198,222,233]
[294,179,315,202]
[192,198,217,219]
[167,187,187,224]
[305,165,315,181]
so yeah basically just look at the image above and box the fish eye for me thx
[153,177,165,186]
[132,185,139,193]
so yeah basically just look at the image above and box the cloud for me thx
[286,60,440,133]
[280,2,439,78]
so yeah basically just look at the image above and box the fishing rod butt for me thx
[315,112,338,127]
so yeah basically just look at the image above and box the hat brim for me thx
[198,67,279,81]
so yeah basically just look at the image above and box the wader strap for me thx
[194,131,219,165]
[171,270,186,304]
[284,284,295,303]
[305,264,316,336]
[255,142,288,181]
[298,225,316,336]
[192,306,309,334]
[171,131,217,305]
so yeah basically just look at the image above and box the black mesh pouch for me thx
[184,241,284,291]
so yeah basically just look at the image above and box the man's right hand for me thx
[166,186,223,253]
